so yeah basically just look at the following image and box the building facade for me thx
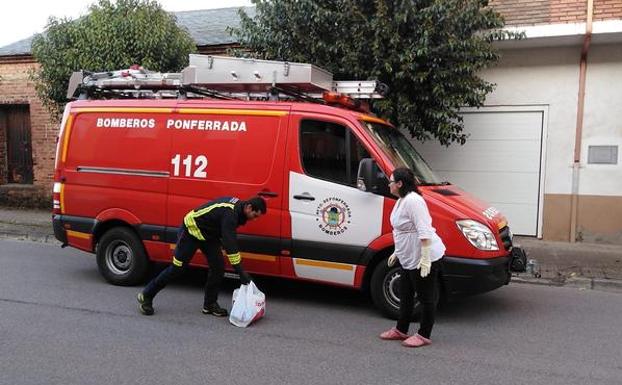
[415,0,622,243]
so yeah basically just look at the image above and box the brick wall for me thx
[594,0,622,21]
[491,0,555,26]
[0,108,5,184]
[491,0,622,26]
[490,0,586,26]
[0,59,57,207]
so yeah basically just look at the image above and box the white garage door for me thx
[413,108,544,236]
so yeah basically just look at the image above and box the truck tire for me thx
[370,260,439,320]
[96,227,149,286]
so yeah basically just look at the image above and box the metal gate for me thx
[1,105,33,184]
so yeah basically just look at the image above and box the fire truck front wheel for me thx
[370,261,433,320]
[96,227,149,286]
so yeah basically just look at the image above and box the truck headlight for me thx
[456,220,499,251]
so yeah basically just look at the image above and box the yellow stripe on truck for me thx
[60,114,74,163]
[242,253,277,262]
[177,108,288,117]
[73,108,175,114]
[71,107,285,116]
[294,259,354,271]
[66,230,91,240]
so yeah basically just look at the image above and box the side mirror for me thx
[357,158,381,193]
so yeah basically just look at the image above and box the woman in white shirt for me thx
[379,167,445,348]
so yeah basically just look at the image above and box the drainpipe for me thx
[569,0,593,243]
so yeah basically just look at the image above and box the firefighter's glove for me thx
[387,253,397,267]
[418,245,432,278]
[233,264,252,285]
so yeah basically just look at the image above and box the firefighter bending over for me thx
[137,196,267,316]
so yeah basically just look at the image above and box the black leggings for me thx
[396,260,441,339]
[143,226,225,307]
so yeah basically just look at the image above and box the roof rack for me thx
[67,55,388,108]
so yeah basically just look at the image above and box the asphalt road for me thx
[1,239,621,385]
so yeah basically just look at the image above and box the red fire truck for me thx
[53,55,526,318]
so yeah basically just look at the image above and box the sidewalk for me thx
[1,206,621,292]
[512,236,622,292]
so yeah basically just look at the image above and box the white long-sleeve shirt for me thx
[390,191,445,269]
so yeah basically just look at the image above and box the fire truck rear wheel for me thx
[370,260,431,320]
[96,227,149,286]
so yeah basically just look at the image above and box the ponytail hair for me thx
[392,167,419,197]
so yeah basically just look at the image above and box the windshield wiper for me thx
[418,181,451,186]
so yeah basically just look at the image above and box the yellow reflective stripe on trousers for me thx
[183,203,235,241]
[172,257,183,267]
[227,253,241,265]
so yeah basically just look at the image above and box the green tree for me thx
[31,0,196,118]
[232,0,519,145]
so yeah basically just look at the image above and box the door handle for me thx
[293,194,315,201]
[258,191,278,198]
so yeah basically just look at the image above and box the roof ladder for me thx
[67,55,388,102]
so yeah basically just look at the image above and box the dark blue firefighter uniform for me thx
[143,197,251,308]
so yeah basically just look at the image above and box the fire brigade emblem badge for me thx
[316,197,352,236]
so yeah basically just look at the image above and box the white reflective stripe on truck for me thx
[76,167,169,178]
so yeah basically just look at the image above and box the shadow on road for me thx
[439,288,518,323]
[148,266,375,315]
[71,260,517,322]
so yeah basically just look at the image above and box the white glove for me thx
[418,245,432,278]
[387,253,397,267]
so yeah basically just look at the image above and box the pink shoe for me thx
[379,327,409,340]
[402,333,432,348]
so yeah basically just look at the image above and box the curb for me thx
[511,275,622,293]
[0,233,60,244]
[0,222,59,245]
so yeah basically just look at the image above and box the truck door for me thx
[286,114,385,286]
[166,103,289,274]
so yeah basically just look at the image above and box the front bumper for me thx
[441,255,511,299]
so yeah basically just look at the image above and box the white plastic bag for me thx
[229,281,265,327]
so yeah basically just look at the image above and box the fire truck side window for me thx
[300,119,370,186]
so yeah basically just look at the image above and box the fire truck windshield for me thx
[361,121,446,185]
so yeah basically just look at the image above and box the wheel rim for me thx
[383,268,402,310]
[383,268,420,312]
[105,240,133,275]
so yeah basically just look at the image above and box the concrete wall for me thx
[581,44,622,197]
[576,44,622,243]
[480,44,622,243]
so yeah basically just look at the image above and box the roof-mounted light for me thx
[322,91,369,112]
